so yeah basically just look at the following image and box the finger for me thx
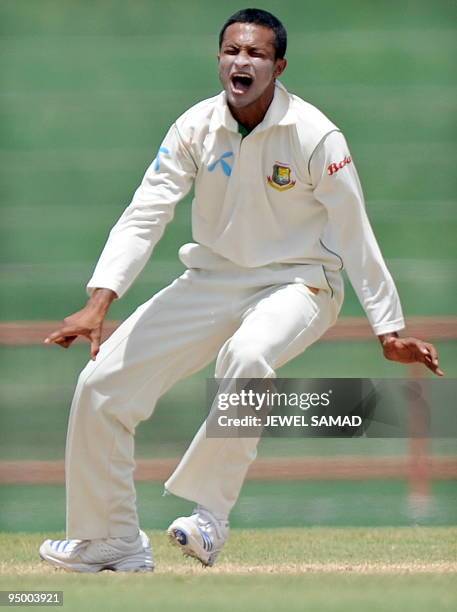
[410,340,437,366]
[425,357,444,376]
[44,330,67,344]
[47,336,77,350]
[421,350,444,376]
[45,327,83,344]
[423,358,445,377]
[420,344,441,373]
[45,334,75,346]
[90,327,102,361]
[56,336,78,348]
[46,325,93,345]
[423,342,439,365]
[45,331,80,346]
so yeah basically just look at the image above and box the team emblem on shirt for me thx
[267,163,296,191]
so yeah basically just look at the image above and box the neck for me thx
[228,81,276,131]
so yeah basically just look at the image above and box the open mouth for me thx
[231,74,254,94]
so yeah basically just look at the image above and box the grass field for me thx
[1,528,456,611]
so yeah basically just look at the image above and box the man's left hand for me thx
[379,334,444,377]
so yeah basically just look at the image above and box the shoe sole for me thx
[167,527,213,567]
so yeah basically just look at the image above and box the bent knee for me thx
[216,339,274,379]
[75,358,115,399]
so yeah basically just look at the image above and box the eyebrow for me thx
[222,42,270,51]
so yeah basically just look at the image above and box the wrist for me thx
[87,288,117,314]
[377,331,399,347]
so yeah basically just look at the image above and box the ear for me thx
[273,58,287,78]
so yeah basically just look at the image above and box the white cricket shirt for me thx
[87,82,404,335]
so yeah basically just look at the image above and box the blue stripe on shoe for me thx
[204,533,211,551]
[199,530,213,552]
[198,529,207,551]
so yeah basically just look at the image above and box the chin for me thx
[227,96,253,109]
[226,90,258,109]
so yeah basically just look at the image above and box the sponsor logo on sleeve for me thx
[154,146,170,172]
[327,155,352,176]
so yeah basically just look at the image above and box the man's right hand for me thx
[44,288,118,360]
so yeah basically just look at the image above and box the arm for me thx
[310,131,443,376]
[86,123,197,299]
[45,123,197,358]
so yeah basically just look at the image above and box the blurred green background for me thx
[0,0,456,531]
[1,0,456,319]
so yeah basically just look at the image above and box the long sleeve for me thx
[310,130,405,335]
[87,123,197,298]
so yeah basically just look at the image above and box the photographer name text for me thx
[217,415,362,428]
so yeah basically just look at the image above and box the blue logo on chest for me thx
[208,151,234,177]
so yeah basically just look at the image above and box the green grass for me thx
[0,529,456,612]
[0,574,455,612]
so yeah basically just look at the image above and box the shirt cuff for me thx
[371,318,405,336]
[86,277,123,299]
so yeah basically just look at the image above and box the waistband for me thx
[178,242,344,300]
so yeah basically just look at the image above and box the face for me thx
[218,22,287,110]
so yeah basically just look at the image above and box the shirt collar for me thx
[209,80,296,134]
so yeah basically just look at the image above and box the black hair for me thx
[219,8,287,59]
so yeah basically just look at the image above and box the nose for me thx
[233,50,251,70]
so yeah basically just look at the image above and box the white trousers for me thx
[65,263,343,538]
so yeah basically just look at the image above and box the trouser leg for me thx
[65,272,236,539]
[165,283,341,517]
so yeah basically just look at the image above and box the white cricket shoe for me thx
[39,530,153,573]
[167,508,229,567]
